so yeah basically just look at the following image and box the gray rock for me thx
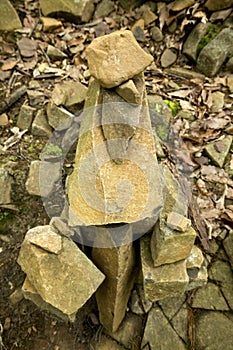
[142,305,187,350]
[147,95,171,141]
[161,48,177,68]
[46,45,67,60]
[132,25,146,42]
[197,28,233,77]
[40,0,95,23]
[86,30,153,88]
[0,167,13,205]
[196,312,233,350]
[27,90,44,106]
[186,245,204,269]
[47,102,74,130]
[208,260,233,310]
[25,160,61,197]
[17,105,35,130]
[151,26,163,42]
[183,23,210,61]
[227,75,233,93]
[94,0,115,18]
[205,135,232,168]
[226,56,233,72]
[31,110,52,137]
[142,7,157,26]
[92,226,135,332]
[105,312,143,349]
[129,286,152,314]
[158,295,186,320]
[205,0,233,10]
[0,0,22,31]
[165,67,205,80]
[223,231,233,268]
[186,262,208,291]
[141,236,189,302]
[192,282,229,310]
[18,225,105,319]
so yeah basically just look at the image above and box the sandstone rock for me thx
[159,295,186,320]
[92,226,135,332]
[208,260,233,310]
[92,335,125,350]
[191,282,229,310]
[183,23,211,61]
[171,0,195,11]
[31,110,52,137]
[17,105,35,130]
[47,102,74,130]
[226,56,233,72]
[197,28,233,77]
[166,212,191,232]
[211,91,225,113]
[186,245,204,270]
[0,0,22,31]
[151,220,196,266]
[115,79,141,104]
[131,18,144,32]
[151,26,163,42]
[0,113,8,126]
[141,236,189,302]
[40,0,95,23]
[27,90,44,106]
[67,76,163,226]
[142,7,157,26]
[0,167,13,205]
[25,160,61,197]
[227,75,233,93]
[47,45,67,60]
[186,263,208,291]
[205,135,232,168]
[142,305,187,350]
[105,312,143,349]
[165,67,205,80]
[51,80,87,112]
[205,0,233,11]
[161,48,177,68]
[86,30,153,88]
[196,312,233,350]
[18,225,105,319]
[223,231,233,268]
[22,277,76,321]
[27,225,62,254]
[94,0,115,18]
[41,17,62,31]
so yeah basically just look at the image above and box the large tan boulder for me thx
[86,30,153,88]
[0,0,22,31]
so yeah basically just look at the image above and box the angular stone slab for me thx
[18,225,105,318]
[0,167,13,205]
[191,282,229,310]
[151,220,196,266]
[166,212,191,232]
[115,79,141,104]
[186,263,208,291]
[141,306,187,350]
[141,236,189,302]
[205,135,232,168]
[67,76,163,226]
[223,231,233,269]
[197,28,233,77]
[186,245,204,270]
[86,30,153,88]
[0,0,22,31]
[92,225,135,332]
[183,23,211,61]
[51,81,87,111]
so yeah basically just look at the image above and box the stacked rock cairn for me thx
[18,30,207,333]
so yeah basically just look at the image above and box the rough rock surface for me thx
[39,0,94,23]
[0,0,22,31]
[205,0,233,11]
[142,306,186,350]
[196,312,233,350]
[183,23,210,61]
[141,236,189,302]
[18,225,105,319]
[191,282,229,310]
[17,105,35,130]
[86,30,153,88]
[223,231,233,268]
[92,226,135,332]
[31,110,52,137]
[0,166,13,205]
[67,75,163,226]
[197,28,233,77]
[205,135,232,167]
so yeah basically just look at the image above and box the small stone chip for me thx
[166,212,191,232]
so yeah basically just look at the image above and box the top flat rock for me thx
[86,30,153,88]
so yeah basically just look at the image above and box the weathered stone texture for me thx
[86,30,153,88]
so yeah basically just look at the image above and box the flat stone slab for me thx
[142,306,187,350]
[18,225,105,318]
[191,282,229,310]
[141,236,189,302]
[0,0,22,31]
[86,30,153,88]
[0,167,13,205]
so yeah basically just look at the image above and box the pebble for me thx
[161,48,177,68]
